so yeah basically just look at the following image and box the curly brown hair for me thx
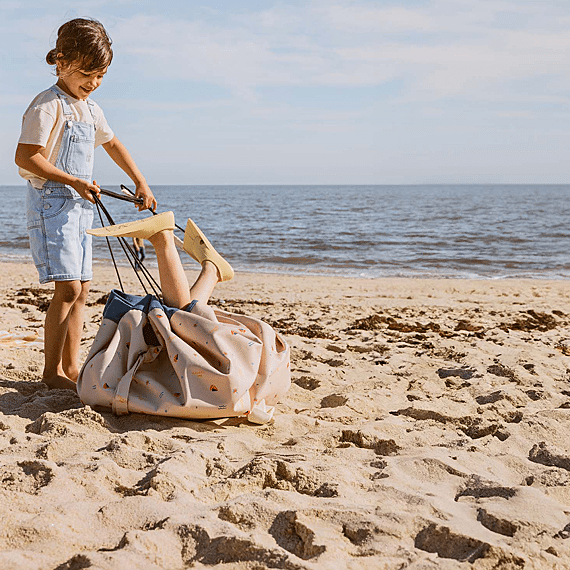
[46,18,113,74]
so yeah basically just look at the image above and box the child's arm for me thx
[102,136,157,212]
[15,144,101,202]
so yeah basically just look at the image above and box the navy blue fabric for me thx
[103,289,165,322]
[185,299,198,313]
[102,289,198,323]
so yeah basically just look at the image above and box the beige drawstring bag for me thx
[77,290,290,424]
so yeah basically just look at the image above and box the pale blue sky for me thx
[1,0,569,185]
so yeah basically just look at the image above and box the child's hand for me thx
[72,179,101,203]
[135,182,157,212]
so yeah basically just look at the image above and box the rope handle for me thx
[98,186,144,205]
[118,184,186,233]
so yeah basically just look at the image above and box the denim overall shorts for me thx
[26,88,96,284]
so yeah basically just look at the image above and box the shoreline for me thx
[2,252,570,282]
[1,259,570,567]
[3,256,570,281]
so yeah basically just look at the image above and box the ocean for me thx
[1,184,569,279]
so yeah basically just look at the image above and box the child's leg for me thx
[89,216,224,309]
[61,280,90,382]
[149,230,219,309]
[189,262,219,306]
[43,280,83,390]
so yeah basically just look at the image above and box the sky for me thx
[1,0,569,186]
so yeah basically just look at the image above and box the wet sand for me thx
[1,260,570,569]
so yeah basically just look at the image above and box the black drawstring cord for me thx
[95,199,161,298]
[94,196,125,293]
[92,191,162,299]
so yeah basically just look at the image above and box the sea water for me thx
[1,184,569,279]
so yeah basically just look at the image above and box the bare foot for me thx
[42,374,77,391]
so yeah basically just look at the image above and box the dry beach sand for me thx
[1,260,570,569]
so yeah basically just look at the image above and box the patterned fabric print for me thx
[77,290,291,423]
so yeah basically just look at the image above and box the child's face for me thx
[56,62,108,100]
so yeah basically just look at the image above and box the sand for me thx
[1,260,570,569]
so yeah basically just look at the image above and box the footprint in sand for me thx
[320,394,348,408]
[477,508,518,537]
[0,460,54,494]
[231,456,338,498]
[414,523,524,566]
[293,376,320,390]
[269,511,326,560]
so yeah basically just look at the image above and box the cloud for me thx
[5,1,570,100]
[2,0,570,184]
[99,0,570,106]
[322,4,434,33]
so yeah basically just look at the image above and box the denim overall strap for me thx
[52,86,74,117]
[86,98,97,123]
[49,87,97,122]
[43,88,96,193]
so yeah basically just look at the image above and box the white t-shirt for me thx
[18,85,114,189]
